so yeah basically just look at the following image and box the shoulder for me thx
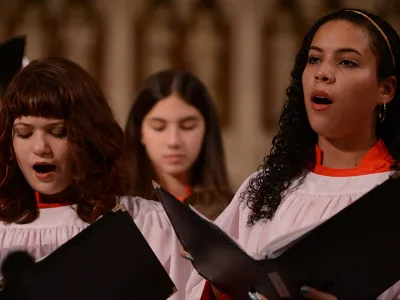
[212,171,261,231]
[117,196,174,269]
[0,206,85,229]
[233,171,262,202]
[117,196,172,230]
[293,171,393,195]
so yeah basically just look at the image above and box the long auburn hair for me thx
[0,57,128,224]
[124,69,232,219]
[244,9,400,226]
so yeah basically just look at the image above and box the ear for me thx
[379,76,397,105]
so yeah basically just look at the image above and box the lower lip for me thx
[164,155,184,163]
[311,102,331,111]
[35,172,55,181]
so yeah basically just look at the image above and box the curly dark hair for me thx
[0,57,129,224]
[245,8,400,226]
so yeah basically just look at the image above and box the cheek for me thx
[141,131,163,161]
[142,131,161,154]
[54,141,73,165]
[141,127,160,146]
[340,78,380,110]
[12,139,25,161]
[184,129,205,158]
[12,139,18,157]
[11,141,30,177]
[302,68,313,91]
[145,145,162,163]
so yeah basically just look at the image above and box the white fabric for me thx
[0,197,191,300]
[185,171,400,300]
[22,56,30,67]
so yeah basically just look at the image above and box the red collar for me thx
[176,186,193,202]
[312,140,394,177]
[35,191,76,209]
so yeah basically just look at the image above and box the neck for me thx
[38,185,80,204]
[318,130,378,169]
[157,172,191,199]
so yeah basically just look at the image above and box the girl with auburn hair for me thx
[182,8,400,300]
[0,57,190,300]
[124,69,233,221]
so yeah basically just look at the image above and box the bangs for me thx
[8,76,66,120]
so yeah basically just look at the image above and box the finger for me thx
[300,286,337,300]
[179,247,194,261]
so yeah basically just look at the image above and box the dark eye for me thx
[308,56,321,64]
[50,128,67,138]
[339,59,358,67]
[152,126,165,132]
[181,121,197,131]
[14,129,32,139]
[15,132,32,139]
[51,131,66,138]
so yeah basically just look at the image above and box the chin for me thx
[164,166,190,177]
[30,184,67,195]
[309,119,336,138]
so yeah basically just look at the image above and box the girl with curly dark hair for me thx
[0,57,191,300]
[184,8,400,300]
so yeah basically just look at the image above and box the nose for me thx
[166,126,181,149]
[314,63,335,84]
[32,133,52,156]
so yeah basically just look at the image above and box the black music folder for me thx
[153,175,400,300]
[0,204,176,300]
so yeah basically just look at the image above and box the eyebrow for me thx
[13,121,65,128]
[309,45,363,57]
[150,116,200,123]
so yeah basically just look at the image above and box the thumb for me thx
[300,286,337,300]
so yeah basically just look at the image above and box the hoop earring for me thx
[379,102,386,122]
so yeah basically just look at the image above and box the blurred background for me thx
[0,0,397,189]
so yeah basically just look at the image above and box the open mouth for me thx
[312,96,333,105]
[33,164,56,174]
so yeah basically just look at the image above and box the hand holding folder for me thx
[153,175,400,300]
[0,204,176,300]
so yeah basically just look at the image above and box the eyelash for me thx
[307,55,358,67]
[15,131,67,139]
[308,56,321,64]
[152,125,197,132]
[15,133,32,139]
[339,59,358,67]
[51,131,67,138]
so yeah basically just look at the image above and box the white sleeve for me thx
[119,196,192,300]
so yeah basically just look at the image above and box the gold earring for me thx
[379,101,387,122]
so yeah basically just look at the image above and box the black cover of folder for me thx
[0,36,25,98]
[153,175,400,300]
[0,204,176,300]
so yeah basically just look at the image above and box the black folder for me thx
[153,175,400,300]
[0,36,25,98]
[1,204,176,300]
